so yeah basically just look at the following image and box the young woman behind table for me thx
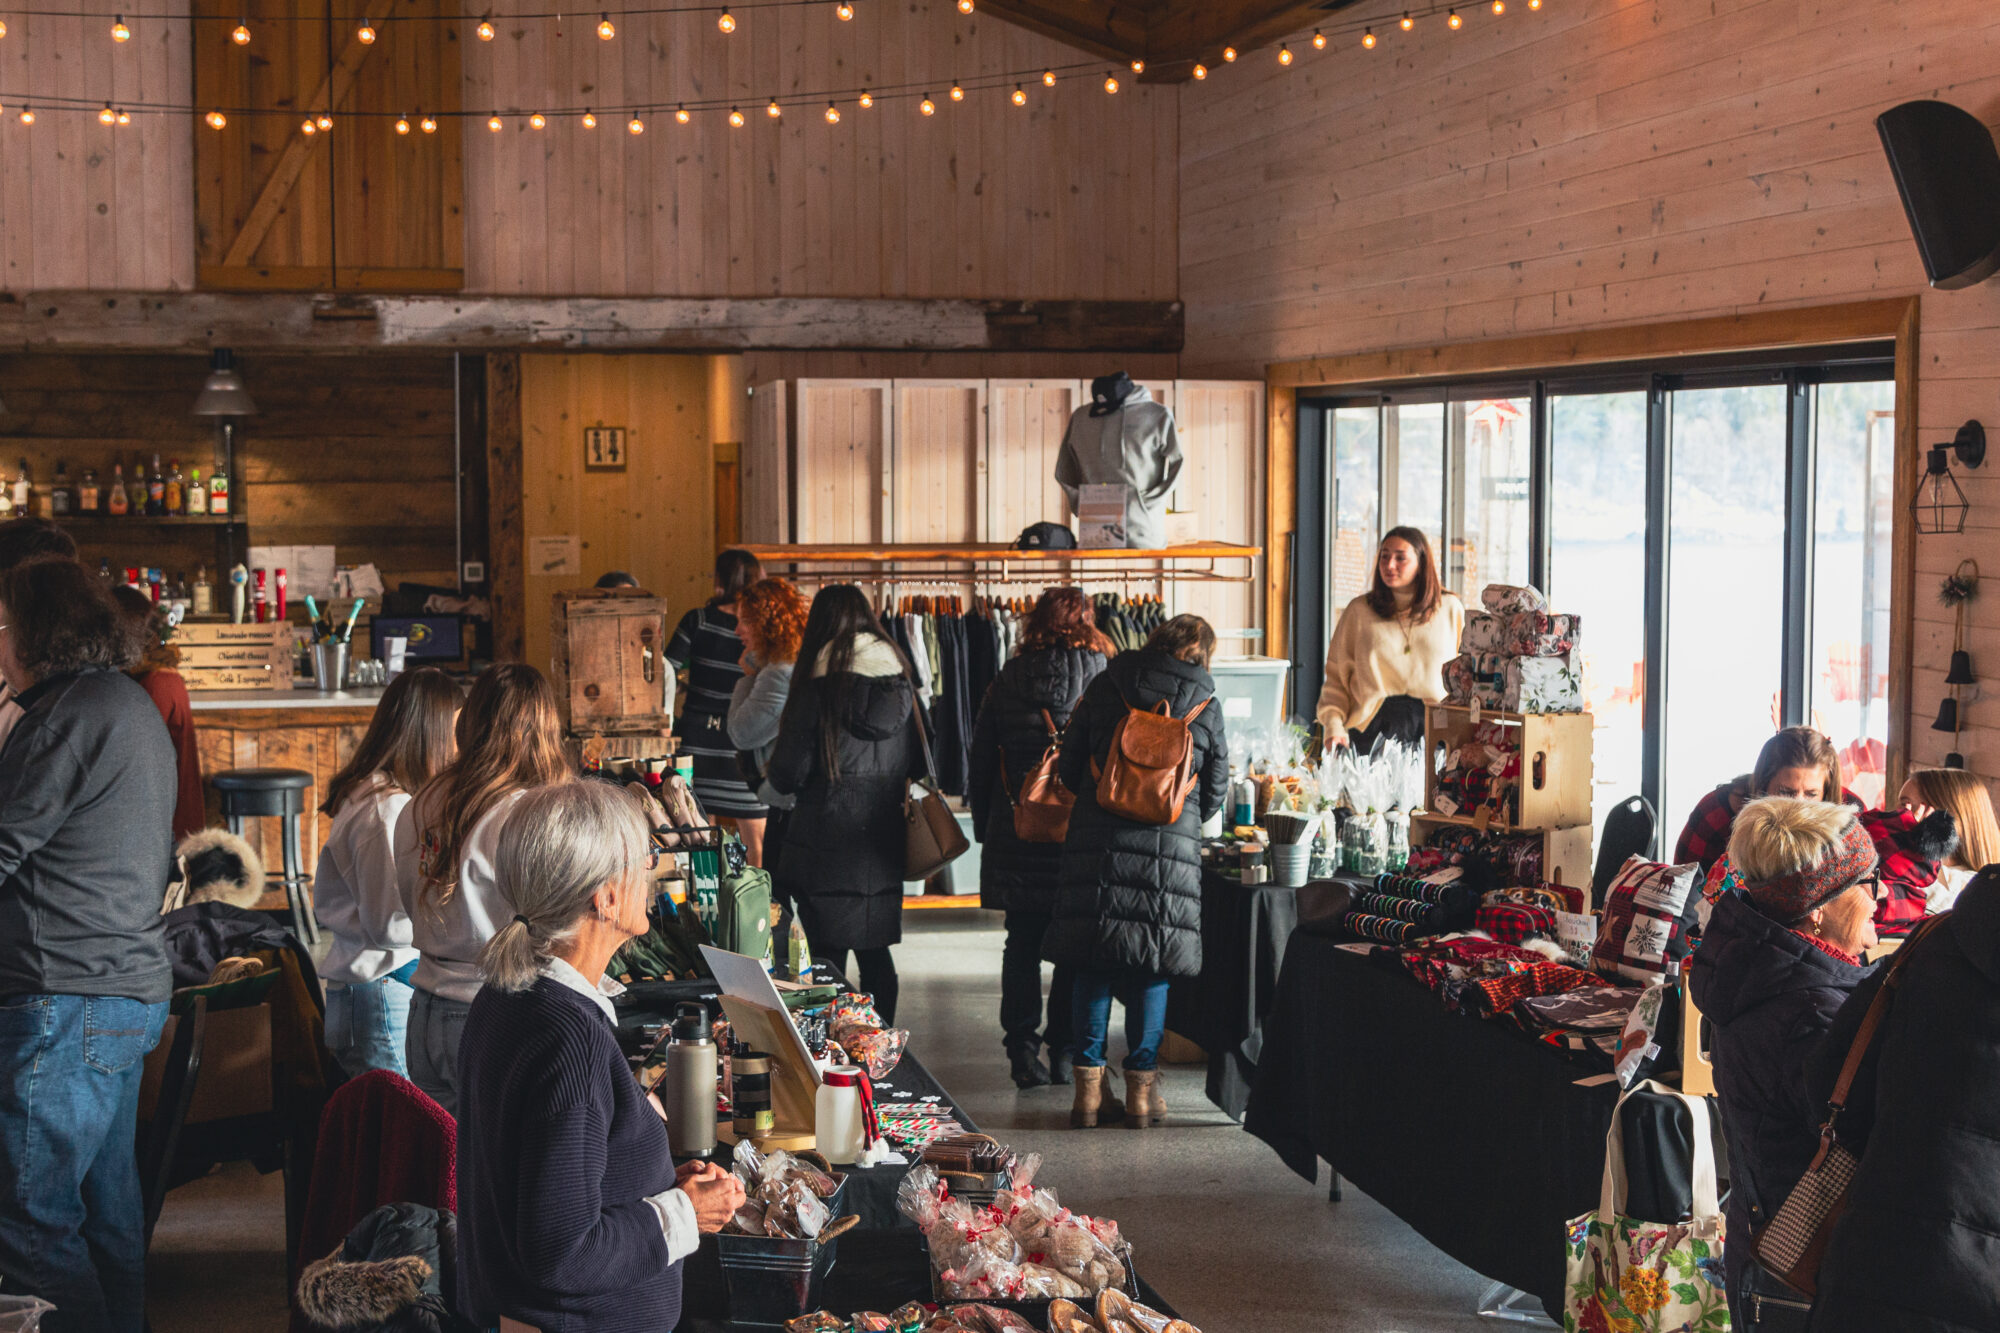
[1315,526,1464,753]
[1675,726,1861,877]
[110,584,205,843]
[1688,797,1879,1327]
[727,578,810,870]
[1898,767,2000,913]
[766,584,926,1023]
[314,667,461,1080]
[1047,614,1229,1130]
[394,663,570,1115]
[667,549,767,858]
[966,586,1111,1090]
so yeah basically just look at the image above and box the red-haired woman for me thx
[967,587,1112,1089]
[727,578,811,868]
[1315,526,1464,753]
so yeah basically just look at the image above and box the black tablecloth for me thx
[1245,931,1713,1314]
[1166,871,1302,1119]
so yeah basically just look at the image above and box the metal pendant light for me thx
[1911,420,1985,535]
[192,348,258,417]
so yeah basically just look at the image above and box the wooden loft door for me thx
[194,0,464,292]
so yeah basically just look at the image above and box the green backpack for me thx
[710,839,773,965]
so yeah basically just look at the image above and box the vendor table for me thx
[1244,929,1709,1316]
[1166,869,1304,1119]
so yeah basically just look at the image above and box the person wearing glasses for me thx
[1688,797,1880,1325]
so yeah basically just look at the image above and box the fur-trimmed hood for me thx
[173,827,266,910]
[296,1203,470,1333]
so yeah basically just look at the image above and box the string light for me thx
[1191,62,1207,79]
[18,108,33,125]
[919,93,935,116]
[1130,59,1144,73]
[357,21,376,43]
[1222,46,1237,61]
[300,117,316,135]
[317,112,333,130]
[529,111,546,129]
[1362,27,1376,48]
[1277,43,1292,65]
[1041,69,1055,86]
[956,0,972,11]
[110,15,129,42]
[394,115,410,134]
[420,114,438,133]
[824,101,839,123]
[1312,28,1325,49]
[949,82,964,102]
[1447,8,1462,27]
[676,104,691,123]
[717,9,735,32]
[1492,0,1505,13]
[1529,0,1542,8]
[767,97,782,118]
[858,90,873,108]
[231,19,249,44]
[205,109,226,129]
[1103,73,1118,93]
[487,112,502,131]
[476,18,494,40]
[582,109,597,128]
[116,108,130,125]
[837,1,854,16]
[98,103,115,125]
[597,12,615,38]
[0,19,8,38]
[630,114,646,133]
[728,107,744,126]
[1010,84,1025,106]
[1400,11,1415,28]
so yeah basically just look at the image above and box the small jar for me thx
[1384,809,1410,873]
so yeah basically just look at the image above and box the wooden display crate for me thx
[1423,703,1594,831]
[551,588,674,738]
[174,621,289,692]
[1410,814,1594,893]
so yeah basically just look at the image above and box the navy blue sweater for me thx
[456,977,681,1332]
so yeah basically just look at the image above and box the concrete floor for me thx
[147,911,1502,1332]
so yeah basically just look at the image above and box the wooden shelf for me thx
[743,542,1260,562]
[903,894,990,911]
[47,513,242,527]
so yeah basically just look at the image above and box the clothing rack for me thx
[741,542,1260,586]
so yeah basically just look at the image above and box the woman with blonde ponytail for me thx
[393,664,570,1115]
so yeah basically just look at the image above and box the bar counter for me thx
[191,685,388,872]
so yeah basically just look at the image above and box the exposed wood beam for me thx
[1145,0,1329,63]
[0,293,1185,355]
[219,27,380,268]
[970,0,1150,62]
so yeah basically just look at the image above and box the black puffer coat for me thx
[1687,891,1868,1289]
[965,645,1107,915]
[1043,650,1228,980]
[768,636,925,953]
[1806,871,2000,1333]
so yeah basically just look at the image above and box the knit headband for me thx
[1745,817,1879,925]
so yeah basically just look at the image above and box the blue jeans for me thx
[324,974,415,1081]
[1071,971,1170,1072]
[0,994,168,1333]
[406,989,472,1118]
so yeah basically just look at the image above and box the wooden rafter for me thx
[969,0,1150,63]
[977,0,1365,80]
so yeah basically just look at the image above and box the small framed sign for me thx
[584,426,628,472]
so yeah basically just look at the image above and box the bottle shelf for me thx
[42,513,243,527]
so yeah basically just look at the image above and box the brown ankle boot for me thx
[1123,1070,1161,1128]
[1070,1066,1125,1128]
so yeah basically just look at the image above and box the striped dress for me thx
[667,605,767,818]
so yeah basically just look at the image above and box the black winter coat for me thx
[1043,650,1228,980]
[768,647,925,953]
[965,645,1107,915]
[1806,872,2000,1333]
[1687,891,1868,1279]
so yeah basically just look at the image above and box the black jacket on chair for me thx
[1687,891,1868,1277]
[1043,650,1228,980]
[965,645,1107,915]
[1805,872,2000,1333]
[768,635,925,953]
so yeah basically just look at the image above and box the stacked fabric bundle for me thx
[1405,823,1549,888]
[1443,584,1585,713]
[1340,871,1477,945]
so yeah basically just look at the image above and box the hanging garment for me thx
[1053,382,1183,550]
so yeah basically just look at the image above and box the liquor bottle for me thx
[50,461,72,516]
[187,467,206,516]
[129,456,149,515]
[147,452,166,516]
[11,460,30,513]
[79,467,101,515]
[108,462,129,516]
[208,469,230,516]
[191,565,214,617]
[164,458,184,515]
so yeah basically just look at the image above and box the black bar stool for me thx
[209,768,319,947]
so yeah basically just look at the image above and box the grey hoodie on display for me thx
[1054,383,1183,550]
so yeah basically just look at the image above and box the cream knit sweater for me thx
[1315,591,1466,737]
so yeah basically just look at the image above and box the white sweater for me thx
[394,789,528,1005]
[315,776,419,986]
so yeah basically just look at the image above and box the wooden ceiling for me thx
[974,0,1366,81]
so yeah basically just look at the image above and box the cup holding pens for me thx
[312,641,350,693]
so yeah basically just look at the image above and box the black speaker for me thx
[1877,100,2000,290]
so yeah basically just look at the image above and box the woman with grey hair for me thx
[454,781,743,1332]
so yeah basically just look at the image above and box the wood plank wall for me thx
[1177,0,2000,775]
[459,0,1178,298]
[0,0,196,290]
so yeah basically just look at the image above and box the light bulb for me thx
[629,115,646,134]
[99,104,116,125]
[1222,45,1237,61]
[300,118,317,135]
[317,113,333,130]
[420,115,438,133]
[675,104,691,124]
[1312,28,1326,49]
[1191,62,1207,80]
[1493,0,1505,12]
[1103,74,1119,93]
[1277,43,1292,65]
[957,0,973,11]
[1528,0,1541,8]
[357,22,376,43]
[1362,27,1376,48]
[949,83,964,101]
[205,109,227,129]
[476,18,494,40]
[529,111,546,129]
[1041,69,1055,87]
[487,113,501,132]
[858,91,873,108]
[1448,8,1462,27]
[836,1,854,17]
[1131,59,1144,73]
[117,108,131,124]
[824,102,840,124]
[717,10,735,33]
[728,108,744,127]
[111,15,130,42]
[18,108,33,125]
[231,20,250,44]
[395,116,410,134]
[0,20,8,38]
[1010,84,1025,106]
[582,109,597,128]
[767,98,782,118]
[598,13,615,39]
[919,95,935,116]
[1400,11,1414,28]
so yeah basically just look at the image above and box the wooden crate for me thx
[1423,703,1594,832]
[1410,814,1594,893]
[174,622,289,692]
[550,589,674,737]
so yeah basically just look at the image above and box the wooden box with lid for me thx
[550,588,675,749]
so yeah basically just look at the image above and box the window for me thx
[1330,407,1381,612]
[1387,402,1445,547]
[1450,396,1532,597]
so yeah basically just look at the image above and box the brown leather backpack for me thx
[1002,709,1074,843]
[1091,688,1212,826]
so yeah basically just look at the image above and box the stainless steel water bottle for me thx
[660,1002,717,1158]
